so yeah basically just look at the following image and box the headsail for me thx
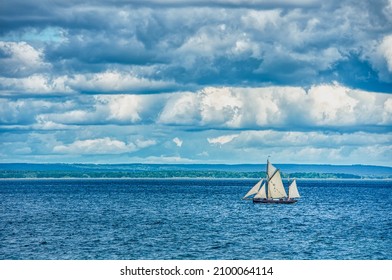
[243,179,263,199]
[288,179,300,198]
[254,182,267,199]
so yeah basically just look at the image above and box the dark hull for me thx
[253,198,297,204]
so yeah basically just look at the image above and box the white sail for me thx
[267,160,277,179]
[288,179,300,198]
[267,170,287,199]
[254,182,267,199]
[243,179,263,199]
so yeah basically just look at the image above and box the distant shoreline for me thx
[1,163,391,180]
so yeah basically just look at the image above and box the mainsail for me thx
[267,160,287,199]
[288,179,300,199]
[267,160,277,179]
[243,179,263,199]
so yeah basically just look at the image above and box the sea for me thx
[0,178,391,260]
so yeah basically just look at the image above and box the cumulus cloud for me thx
[95,95,143,123]
[159,85,392,129]
[35,94,165,125]
[1,0,392,165]
[2,84,392,131]
[0,41,50,77]
[2,0,392,92]
[159,92,200,125]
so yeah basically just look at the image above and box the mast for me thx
[266,159,272,197]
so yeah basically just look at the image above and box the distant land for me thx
[0,163,392,179]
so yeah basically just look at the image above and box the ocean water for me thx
[0,178,391,260]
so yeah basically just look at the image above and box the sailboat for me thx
[243,159,300,204]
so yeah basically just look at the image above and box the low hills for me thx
[0,163,391,179]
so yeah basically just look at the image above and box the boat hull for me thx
[253,198,297,204]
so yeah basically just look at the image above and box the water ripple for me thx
[0,179,391,259]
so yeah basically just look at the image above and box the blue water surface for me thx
[0,179,391,260]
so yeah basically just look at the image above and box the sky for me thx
[0,0,392,166]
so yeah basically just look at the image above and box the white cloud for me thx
[199,87,243,127]
[241,9,281,32]
[52,134,157,155]
[202,129,392,165]
[159,85,392,129]
[379,34,392,72]
[3,84,391,131]
[33,119,74,130]
[135,138,157,149]
[159,92,200,125]
[68,70,175,93]
[208,134,239,145]
[0,41,50,77]
[173,137,183,147]
[95,95,142,123]
[366,34,392,83]
[233,130,392,148]
[35,94,162,125]
[53,137,136,154]
[0,74,73,95]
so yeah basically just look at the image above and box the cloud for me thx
[53,137,156,155]
[202,129,392,165]
[0,98,76,124]
[207,134,239,145]
[34,94,165,126]
[378,34,392,73]
[96,95,142,123]
[2,84,391,133]
[53,137,136,154]
[0,41,50,77]
[1,0,392,166]
[68,70,177,94]
[232,130,392,149]
[158,92,200,125]
[159,85,392,130]
[173,137,183,147]
[1,0,392,92]
[0,74,73,95]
